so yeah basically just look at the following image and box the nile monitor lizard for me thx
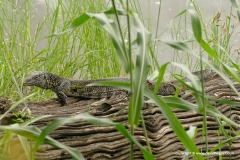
[24,70,213,106]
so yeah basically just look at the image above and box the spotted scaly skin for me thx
[24,70,213,106]
[24,71,130,106]
[24,71,70,105]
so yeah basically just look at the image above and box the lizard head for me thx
[24,71,50,89]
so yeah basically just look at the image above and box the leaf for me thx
[114,123,154,159]
[188,9,202,42]
[164,41,190,52]
[183,126,198,160]
[207,96,240,106]
[186,126,198,140]
[222,64,240,82]
[93,81,203,159]
[173,9,187,18]
[202,61,240,97]
[210,136,240,152]
[0,94,35,121]
[17,135,32,160]
[22,115,51,126]
[32,112,154,159]
[34,113,114,152]
[70,12,130,72]
[188,9,219,60]
[130,13,151,126]
[0,125,84,160]
[207,104,240,127]
[144,89,204,160]
[154,63,169,94]
[160,97,199,111]
[70,13,92,28]
[77,113,154,159]
[231,0,240,21]
[161,97,240,128]
[171,62,202,92]
[104,7,127,15]
[94,80,240,159]
[198,39,219,60]
[163,41,240,97]
[231,60,240,71]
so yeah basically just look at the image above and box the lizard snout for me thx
[23,78,35,86]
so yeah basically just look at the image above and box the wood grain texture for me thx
[14,73,240,159]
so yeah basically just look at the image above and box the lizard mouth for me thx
[23,79,34,86]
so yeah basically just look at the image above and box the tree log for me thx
[4,73,240,159]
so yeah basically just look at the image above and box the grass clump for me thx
[0,0,121,102]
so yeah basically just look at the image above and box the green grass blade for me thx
[231,60,240,71]
[68,113,154,158]
[164,41,240,97]
[160,97,199,111]
[231,0,240,21]
[173,9,187,18]
[207,96,240,106]
[17,135,32,160]
[144,89,203,160]
[222,64,240,82]
[188,9,202,42]
[0,125,84,160]
[131,13,151,126]
[70,13,92,28]
[172,62,202,91]
[114,123,154,159]
[154,63,169,94]
[104,7,127,15]
[32,112,154,159]
[94,80,240,159]
[45,137,84,160]
[188,9,218,60]
[198,39,219,60]
[22,115,51,126]
[33,112,114,152]
[0,94,35,121]
[164,41,191,52]
[92,81,203,159]
[207,104,240,127]
[70,12,130,72]
[210,136,240,152]
[161,97,240,128]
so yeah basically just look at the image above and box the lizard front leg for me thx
[54,80,71,106]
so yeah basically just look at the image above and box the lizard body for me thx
[24,71,130,105]
[24,70,213,106]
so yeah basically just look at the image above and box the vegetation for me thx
[0,0,121,101]
[0,0,240,159]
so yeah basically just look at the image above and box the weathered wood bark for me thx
[5,74,240,159]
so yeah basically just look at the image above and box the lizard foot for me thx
[55,98,68,106]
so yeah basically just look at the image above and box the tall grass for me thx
[167,0,240,74]
[0,0,121,101]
